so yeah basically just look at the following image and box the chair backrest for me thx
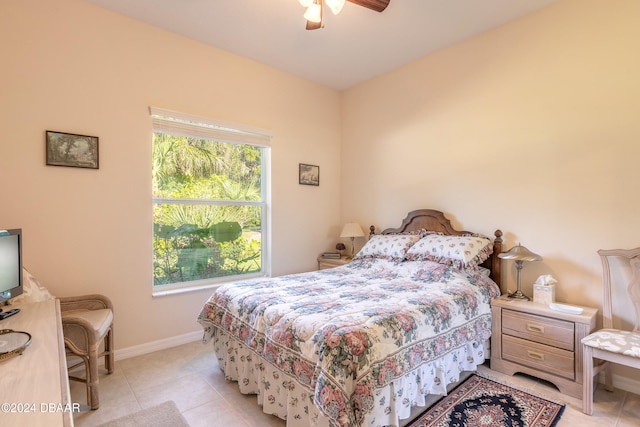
[598,248,640,332]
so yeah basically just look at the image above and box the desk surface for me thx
[0,299,74,427]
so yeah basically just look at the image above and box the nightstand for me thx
[317,256,350,270]
[490,297,597,399]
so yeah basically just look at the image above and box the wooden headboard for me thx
[370,209,503,290]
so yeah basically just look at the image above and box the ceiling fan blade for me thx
[347,0,390,13]
[306,20,323,30]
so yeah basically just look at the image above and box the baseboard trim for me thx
[114,330,203,361]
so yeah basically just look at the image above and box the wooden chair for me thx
[582,248,640,415]
[59,294,114,410]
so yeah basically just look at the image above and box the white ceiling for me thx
[83,0,558,90]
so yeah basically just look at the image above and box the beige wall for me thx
[0,0,342,348]
[3,0,639,390]
[342,0,640,386]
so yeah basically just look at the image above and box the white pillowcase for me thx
[354,234,420,262]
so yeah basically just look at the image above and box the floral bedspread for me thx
[197,258,500,427]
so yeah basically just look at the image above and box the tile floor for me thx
[70,341,640,426]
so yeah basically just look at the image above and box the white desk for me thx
[0,299,74,427]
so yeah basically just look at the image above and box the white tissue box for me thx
[533,283,555,305]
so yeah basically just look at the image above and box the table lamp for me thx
[340,223,365,259]
[498,244,542,300]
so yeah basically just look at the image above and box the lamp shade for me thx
[304,2,322,23]
[498,244,542,262]
[340,223,365,238]
[326,0,346,14]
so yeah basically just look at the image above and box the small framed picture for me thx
[46,130,99,169]
[299,163,319,186]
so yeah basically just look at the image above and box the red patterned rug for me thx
[407,374,565,427]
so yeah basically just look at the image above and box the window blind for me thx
[150,107,271,147]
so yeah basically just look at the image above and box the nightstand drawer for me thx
[502,309,574,351]
[317,256,350,270]
[502,335,575,380]
[490,298,597,399]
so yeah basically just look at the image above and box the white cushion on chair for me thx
[62,309,113,338]
[581,328,640,358]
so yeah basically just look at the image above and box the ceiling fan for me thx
[299,0,391,30]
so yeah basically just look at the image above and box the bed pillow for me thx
[405,233,492,271]
[353,234,420,262]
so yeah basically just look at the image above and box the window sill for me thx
[151,273,267,298]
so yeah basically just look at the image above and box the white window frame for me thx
[150,107,271,296]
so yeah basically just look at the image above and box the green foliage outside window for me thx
[152,133,263,286]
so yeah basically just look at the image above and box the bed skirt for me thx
[210,328,487,427]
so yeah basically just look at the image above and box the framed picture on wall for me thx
[299,163,319,186]
[46,130,99,169]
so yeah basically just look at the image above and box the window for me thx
[150,107,270,292]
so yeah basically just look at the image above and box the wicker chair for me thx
[59,294,114,410]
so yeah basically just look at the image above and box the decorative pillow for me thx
[353,234,420,262]
[405,234,493,271]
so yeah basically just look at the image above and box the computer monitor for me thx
[0,228,23,304]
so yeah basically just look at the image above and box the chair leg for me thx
[80,355,92,411]
[104,328,114,374]
[603,361,614,392]
[583,345,594,415]
[88,346,100,410]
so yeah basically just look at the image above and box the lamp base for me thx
[507,290,530,301]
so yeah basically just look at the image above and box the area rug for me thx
[98,400,189,427]
[407,374,565,427]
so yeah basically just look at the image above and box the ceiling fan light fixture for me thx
[304,2,323,23]
[301,0,389,29]
[326,0,345,15]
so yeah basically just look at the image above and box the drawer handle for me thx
[527,350,545,361]
[526,323,544,333]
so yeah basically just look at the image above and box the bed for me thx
[197,209,503,427]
